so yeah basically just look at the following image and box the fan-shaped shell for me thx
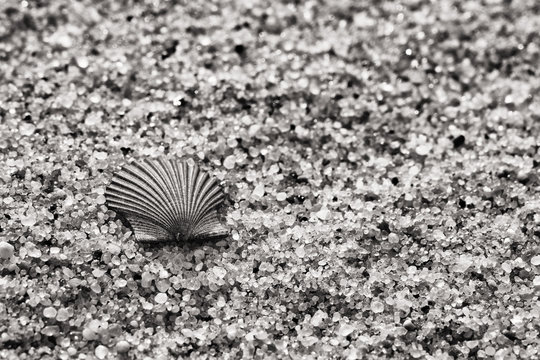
[105,157,228,243]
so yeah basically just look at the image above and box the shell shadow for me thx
[136,235,229,251]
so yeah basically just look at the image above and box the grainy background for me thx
[1,0,540,359]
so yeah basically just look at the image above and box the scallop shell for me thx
[105,157,228,243]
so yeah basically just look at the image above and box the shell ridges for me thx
[105,157,228,243]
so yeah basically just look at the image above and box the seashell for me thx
[105,157,228,243]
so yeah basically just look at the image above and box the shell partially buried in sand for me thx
[105,157,228,243]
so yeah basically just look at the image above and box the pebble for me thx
[213,266,227,279]
[94,151,108,160]
[155,279,170,292]
[83,328,98,341]
[388,233,399,243]
[19,123,36,137]
[184,278,201,291]
[254,329,268,340]
[27,246,42,258]
[252,184,265,198]
[56,308,70,322]
[90,283,102,294]
[89,93,102,104]
[158,269,170,279]
[223,155,236,169]
[115,279,128,288]
[20,213,37,227]
[295,246,306,258]
[310,310,328,327]
[93,269,106,277]
[485,346,496,356]
[0,241,14,259]
[43,307,57,318]
[84,111,103,126]
[95,345,109,359]
[41,325,60,336]
[76,56,89,69]
[141,272,153,288]
[48,30,73,48]
[337,323,355,337]
[116,340,130,353]
[533,276,540,289]
[316,206,330,220]
[531,255,540,266]
[371,300,384,313]
[415,144,432,156]
[155,293,168,304]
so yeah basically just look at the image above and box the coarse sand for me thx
[1,0,540,359]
